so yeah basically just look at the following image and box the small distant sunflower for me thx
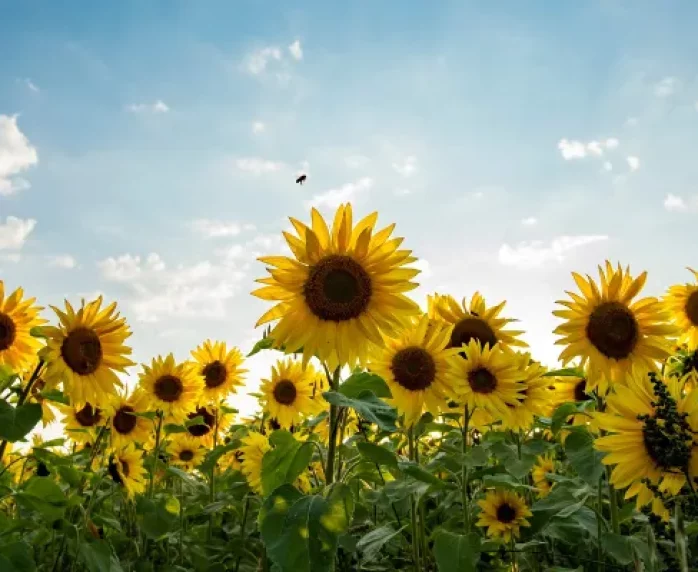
[107,390,153,450]
[260,358,324,429]
[428,292,527,352]
[368,314,461,426]
[501,353,551,432]
[167,435,206,471]
[252,204,421,368]
[451,340,523,418]
[239,431,271,495]
[219,449,244,473]
[138,354,202,422]
[108,445,147,498]
[477,489,532,542]
[58,402,104,444]
[191,340,247,404]
[0,282,46,373]
[41,297,135,408]
[185,405,226,445]
[532,455,556,498]
[554,262,676,393]
[664,268,698,350]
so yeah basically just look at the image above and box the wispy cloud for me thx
[626,156,640,171]
[17,78,39,93]
[48,254,77,269]
[557,138,619,160]
[654,76,678,97]
[125,100,170,114]
[190,219,256,238]
[0,216,37,250]
[392,155,418,177]
[498,234,608,269]
[305,177,374,210]
[0,115,39,196]
[664,193,698,213]
[252,121,265,134]
[288,40,303,61]
[244,46,282,75]
[521,217,538,226]
[235,157,284,174]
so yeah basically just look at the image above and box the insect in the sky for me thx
[295,174,307,185]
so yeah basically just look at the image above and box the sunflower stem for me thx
[148,411,164,499]
[234,495,251,572]
[606,466,620,534]
[0,360,43,462]
[408,427,422,572]
[462,405,471,534]
[324,366,341,485]
[207,407,219,541]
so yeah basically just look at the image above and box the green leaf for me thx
[137,497,178,540]
[38,389,69,405]
[0,365,17,392]
[356,524,407,563]
[57,466,83,487]
[29,326,48,339]
[261,431,311,496]
[323,483,355,534]
[79,540,123,572]
[551,402,580,434]
[356,441,398,469]
[433,530,480,572]
[15,477,67,522]
[247,337,275,357]
[398,461,444,487]
[0,541,37,572]
[164,496,180,515]
[199,440,240,475]
[505,456,536,479]
[464,445,489,467]
[323,390,397,432]
[563,429,605,486]
[163,423,188,434]
[0,400,42,442]
[258,484,303,551]
[482,473,533,491]
[164,466,200,487]
[602,533,635,565]
[338,373,391,399]
[543,367,584,378]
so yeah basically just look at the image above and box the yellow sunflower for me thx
[665,346,698,390]
[108,444,147,498]
[450,340,523,418]
[259,358,324,430]
[554,262,676,393]
[22,364,57,427]
[0,282,46,373]
[41,296,135,408]
[167,435,206,471]
[532,455,556,498]
[138,354,202,422]
[191,340,247,404]
[58,402,105,444]
[185,405,231,446]
[239,431,271,495]
[664,268,698,350]
[106,389,153,450]
[368,314,461,426]
[501,353,551,432]
[428,292,527,352]
[219,449,243,473]
[625,481,670,522]
[477,489,532,542]
[551,375,598,432]
[252,204,421,368]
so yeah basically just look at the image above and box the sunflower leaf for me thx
[322,391,397,432]
[338,373,391,399]
[261,431,310,496]
[433,529,481,572]
[0,400,42,442]
[563,429,605,486]
[356,441,398,469]
[247,337,275,357]
[29,326,48,339]
[543,367,584,378]
[38,389,69,405]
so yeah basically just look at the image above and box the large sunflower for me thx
[41,297,134,408]
[368,314,461,426]
[0,282,46,373]
[252,204,421,368]
[501,353,551,432]
[664,268,698,350]
[477,489,532,542]
[108,444,147,498]
[554,262,676,392]
[107,389,153,450]
[167,435,206,471]
[58,402,105,444]
[260,358,323,430]
[138,354,202,422]
[239,431,271,495]
[428,292,527,352]
[191,340,247,404]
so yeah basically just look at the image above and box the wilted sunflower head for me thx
[664,268,698,351]
[191,340,247,404]
[252,204,421,368]
[476,489,532,542]
[138,354,202,422]
[0,282,46,373]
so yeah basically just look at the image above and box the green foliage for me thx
[0,400,42,442]
[433,530,480,572]
[322,390,397,432]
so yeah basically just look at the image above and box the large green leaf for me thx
[15,477,67,522]
[258,484,303,551]
[323,483,355,535]
[433,530,480,572]
[323,390,397,432]
[602,533,635,565]
[356,441,398,469]
[79,540,124,572]
[0,541,36,572]
[0,400,42,442]
[356,524,407,563]
[338,373,391,399]
[247,337,275,357]
[563,429,605,486]
[261,431,312,496]
[398,461,445,487]
[137,497,178,540]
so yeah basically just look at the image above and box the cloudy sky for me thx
[2,0,698,419]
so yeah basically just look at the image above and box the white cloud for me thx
[625,117,638,127]
[626,156,640,171]
[605,138,619,150]
[235,157,284,174]
[344,155,370,169]
[305,177,374,210]
[0,216,36,250]
[498,234,609,269]
[0,253,21,263]
[98,254,145,282]
[245,46,282,75]
[0,115,39,196]
[125,100,170,114]
[654,76,678,97]
[252,121,265,134]
[48,255,77,269]
[521,217,538,226]
[392,155,417,177]
[411,258,432,279]
[394,188,412,197]
[602,161,613,172]
[587,141,604,156]
[288,40,303,61]
[557,138,620,161]
[190,219,254,238]
[19,78,39,93]
[664,193,687,212]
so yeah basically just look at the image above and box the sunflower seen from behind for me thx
[107,389,153,450]
[0,282,46,373]
[191,340,247,404]
[167,435,206,472]
[477,489,532,542]
[664,268,698,351]
[108,444,147,498]
[138,354,202,422]
[252,204,421,368]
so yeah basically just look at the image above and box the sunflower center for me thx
[120,459,130,477]
[187,407,215,437]
[450,317,498,352]
[0,312,17,351]
[468,367,497,394]
[75,404,102,427]
[303,255,372,322]
[108,459,123,484]
[154,375,184,402]
[390,347,437,392]
[203,360,228,389]
[642,417,691,470]
[496,503,517,524]
[574,379,591,402]
[179,450,194,462]
[586,302,639,360]
[113,406,137,435]
[273,380,298,405]
[685,291,698,327]
[60,327,103,376]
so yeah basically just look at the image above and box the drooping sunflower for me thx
[259,358,324,429]
[108,444,147,498]
[41,297,135,408]
[252,204,421,368]
[138,354,202,422]
[167,435,206,471]
[191,340,247,404]
[501,353,551,432]
[531,455,556,498]
[428,292,527,352]
[477,489,532,542]
[239,431,271,495]
[106,389,153,450]
[58,402,105,444]
[368,314,461,426]
[0,282,46,373]
[554,262,676,393]
[664,268,698,350]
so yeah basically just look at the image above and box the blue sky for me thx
[2,0,698,418]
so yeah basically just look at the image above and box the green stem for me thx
[234,496,251,572]
[179,480,185,566]
[408,428,422,572]
[0,360,43,462]
[148,412,164,498]
[335,408,348,482]
[415,441,428,569]
[462,405,471,533]
[208,407,220,541]
[606,466,620,534]
[324,366,341,485]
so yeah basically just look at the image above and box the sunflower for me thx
[252,204,421,368]
[167,435,206,471]
[185,405,231,446]
[450,340,523,419]
[664,268,698,350]
[191,340,247,404]
[22,364,57,427]
[108,444,147,498]
[138,354,202,422]
[219,449,244,473]
[665,346,698,389]
[554,262,676,393]
[428,292,527,352]
[625,482,670,522]
[477,489,532,542]
[368,314,460,426]
[239,431,271,495]
[41,296,135,408]
[501,353,551,432]
[551,375,598,432]
[58,402,105,444]
[106,389,153,450]
[259,358,324,430]
[0,282,46,373]
[532,455,556,498]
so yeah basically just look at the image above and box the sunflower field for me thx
[1,202,698,572]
